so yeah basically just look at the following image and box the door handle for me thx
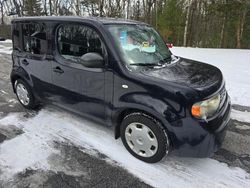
[53,66,64,74]
[21,59,29,66]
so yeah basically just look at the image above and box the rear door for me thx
[18,22,52,99]
[50,23,107,122]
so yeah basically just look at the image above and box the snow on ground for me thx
[231,109,250,123]
[0,41,12,55]
[171,47,250,107]
[0,108,250,188]
[0,47,12,54]
[0,39,12,43]
[0,113,58,178]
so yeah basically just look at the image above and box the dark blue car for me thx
[10,16,231,163]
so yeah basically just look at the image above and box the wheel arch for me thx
[11,67,33,93]
[113,107,172,140]
[11,74,22,93]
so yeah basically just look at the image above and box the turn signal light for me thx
[191,105,201,117]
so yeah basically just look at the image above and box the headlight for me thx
[191,94,220,120]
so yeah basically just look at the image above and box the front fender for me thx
[113,92,186,132]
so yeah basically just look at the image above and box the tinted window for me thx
[57,24,103,63]
[22,23,47,55]
[12,23,21,50]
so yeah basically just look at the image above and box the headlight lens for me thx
[191,94,220,120]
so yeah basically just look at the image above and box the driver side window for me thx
[57,24,104,65]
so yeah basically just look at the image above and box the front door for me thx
[51,23,106,122]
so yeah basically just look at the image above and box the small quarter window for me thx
[12,23,21,50]
[22,23,47,55]
[57,24,104,65]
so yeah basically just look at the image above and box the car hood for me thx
[141,57,223,97]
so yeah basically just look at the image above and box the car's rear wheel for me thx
[15,79,36,109]
[120,113,170,163]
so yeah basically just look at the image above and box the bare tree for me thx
[235,0,248,48]
[99,0,104,17]
[12,0,22,16]
[0,0,6,24]
[126,0,130,19]
[183,0,192,47]
[76,0,80,15]
[44,0,47,15]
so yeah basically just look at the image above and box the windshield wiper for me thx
[157,55,179,66]
[158,57,172,65]
[129,63,160,67]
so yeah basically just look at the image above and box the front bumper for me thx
[169,93,231,158]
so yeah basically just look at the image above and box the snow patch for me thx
[235,124,250,130]
[0,39,12,44]
[0,47,12,55]
[231,109,250,123]
[0,90,8,95]
[8,99,18,104]
[0,109,249,187]
[0,42,12,54]
[0,113,59,179]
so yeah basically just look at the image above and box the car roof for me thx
[12,16,147,25]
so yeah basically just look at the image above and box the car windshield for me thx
[105,24,172,69]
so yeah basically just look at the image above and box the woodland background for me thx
[0,0,250,49]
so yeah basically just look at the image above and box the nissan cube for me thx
[11,16,231,163]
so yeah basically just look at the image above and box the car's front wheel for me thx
[120,113,170,163]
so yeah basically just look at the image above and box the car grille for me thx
[219,87,227,110]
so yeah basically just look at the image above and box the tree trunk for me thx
[127,0,130,19]
[236,16,241,49]
[235,2,248,49]
[13,0,22,16]
[91,4,94,16]
[240,8,247,41]
[147,0,153,24]
[219,15,226,48]
[54,0,59,15]
[99,0,104,17]
[76,0,80,15]
[135,0,140,20]
[154,0,157,28]
[142,0,147,22]
[183,0,192,47]
[49,0,52,15]
[187,1,196,47]
[1,2,4,25]
[236,8,246,49]
[44,0,48,15]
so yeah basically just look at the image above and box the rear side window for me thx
[12,23,21,50]
[57,24,103,63]
[22,22,47,55]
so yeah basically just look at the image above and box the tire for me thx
[15,79,36,109]
[120,112,169,163]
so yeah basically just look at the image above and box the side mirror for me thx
[80,52,104,68]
